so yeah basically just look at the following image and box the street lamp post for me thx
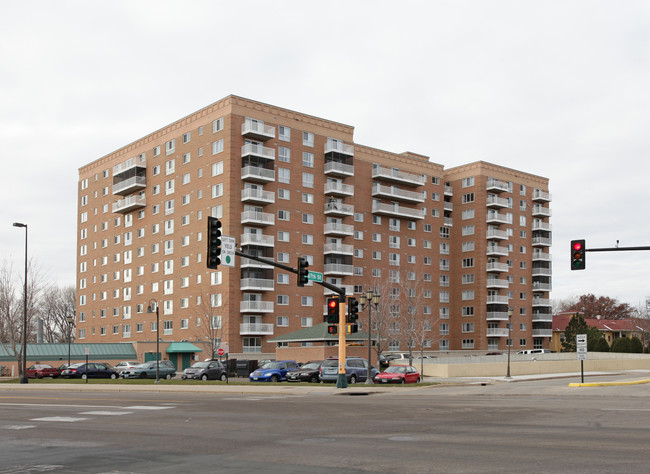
[506,307,513,380]
[66,312,75,367]
[147,299,160,383]
[359,288,381,384]
[13,222,28,384]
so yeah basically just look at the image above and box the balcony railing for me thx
[241,166,275,182]
[532,236,552,247]
[240,256,274,269]
[241,210,275,226]
[323,264,354,275]
[532,282,552,292]
[324,202,354,216]
[324,181,355,196]
[240,323,274,336]
[372,202,425,220]
[532,329,553,337]
[487,295,509,304]
[487,229,508,240]
[486,196,509,208]
[112,176,146,195]
[486,262,509,272]
[532,313,553,322]
[113,156,146,176]
[532,298,552,307]
[324,222,354,235]
[324,161,354,176]
[532,267,552,276]
[240,233,274,247]
[112,195,146,213]
[532,251,552,262]
[240,278,274,291]
[486,328,509,337]
[487,278,509,289]
[324,140,354,156]
[486,211,510,224]
[241,120,275,140]
[486,179,510,192]
[323,243,354,255]
[240,301,274,313]
[241,143,275,160]
[532,205,552,217]
[532,189,552,202]
[372,166,425,186]
[486,311,510,321]
[486,245,509,256]
[532,221,552,232]
[323,285,355,297]
[241,187,275,204]
[372,183,425,203]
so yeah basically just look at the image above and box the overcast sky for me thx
[2,1,649,309]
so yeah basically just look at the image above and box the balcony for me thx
[241,166,275,183]
[486,211,510,224]
[444,217,453,227]
[486,328,509,337]
[242,143,275,161]
[113,195,146,213]
[112,176,146,196]
[533,282,552,292]
[323,264,354,276]
[372,183,425,203]
[444,185,453,196]
[240,301,274,313]
[532,267,552,277]
[486,245,509,256]
[532,297,552,307]
[532,329,553,338]
[486,179,510,193]
[324,181,354,197]
[323,285,355,297]
[241,119,275,141]
[113,155,146,176]
[532,205,552,217]
[240,323,274,336]
[486,311,510,321]
[240,233,274,247]
[486,196,510,208]
[486,262,509,272]
[372,166,425,186]
[532,251,551,262]
[444,201,453,212]
[240,278,274,291]
[532,221,552,232]
[324,222,354,236]
[323,243,354,255]
[324,202,354,217]
[240,256,274,269]
[324,161,354,177]
[372,202,425,220]
[324,139,354,156]
[532,236,552,247]
[487,229,508,240]
[532,313,553,322]
[487,278,509,289]
[487,295,509,305]
[241,210,275,226]
[241,187,275,204]
[532,189,552,202]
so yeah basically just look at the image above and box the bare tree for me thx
[40,285,76,343]
[191,288,227,359]
[363,277,395,362]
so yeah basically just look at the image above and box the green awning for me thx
[166,342,203,353]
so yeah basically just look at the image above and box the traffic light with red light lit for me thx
[571,239,586,270]
[327,324,338,335]
[326,297,339,335]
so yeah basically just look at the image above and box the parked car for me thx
[113,361,141,373]
[120,360,176,379]
[182,360,227,381]
[378,355,390,370]
[60,362,119,379]
[249,360,299,382]
[373,365,421,384]
[319,357,379,384]
[286,361,322,383]
[26,364,60,379]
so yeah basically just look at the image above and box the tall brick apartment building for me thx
[76,95,552,360]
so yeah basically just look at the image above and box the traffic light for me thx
[346,324,359,334]
[297,257,309,287]
[327,324,338,335]
[347,297,359,323]
[207,217,222,269]
[571,239,586,270]
[326,297,339,324]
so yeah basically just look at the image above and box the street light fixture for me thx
[506,307,513,380]
[359,288,381,384]
[13,222,28,384]
[66,311,75,367]
[147,299,160,383]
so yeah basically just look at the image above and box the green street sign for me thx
[307,271,323,282]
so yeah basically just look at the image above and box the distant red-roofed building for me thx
[551,312,647,352]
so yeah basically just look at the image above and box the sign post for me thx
[576,334,587,383]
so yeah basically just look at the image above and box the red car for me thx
[374,365,421,384]
[26,364,60,379]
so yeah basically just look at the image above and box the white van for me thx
[517,349,552,355]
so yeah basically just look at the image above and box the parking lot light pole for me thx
[66,312,75,367]
[147,300,160,383]
[506,307,513,380]
[13,222,28,384]
[359,288,381,384]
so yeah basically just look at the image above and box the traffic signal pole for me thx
[337,299,348,389]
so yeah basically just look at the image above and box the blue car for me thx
[249,360,299,382]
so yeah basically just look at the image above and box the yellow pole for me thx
[336,299,347,388]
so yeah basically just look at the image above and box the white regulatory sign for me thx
[221,236,236,268]
[576,334,587,360]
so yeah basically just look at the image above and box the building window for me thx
[302,131,314,147]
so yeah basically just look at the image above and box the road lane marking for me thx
[79,411,132,416]
[124,405,173,410]
[31,417,89,422]
[1,425,37,430]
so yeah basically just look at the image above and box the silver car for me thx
[182,361,227,381]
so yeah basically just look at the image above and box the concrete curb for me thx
[568,378,650,388]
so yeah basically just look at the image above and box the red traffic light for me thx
[573,242,582,251]
[328,300,338,309]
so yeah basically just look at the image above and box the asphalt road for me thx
[1,375,649,473]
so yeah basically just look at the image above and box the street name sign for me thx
[307,271,323,282]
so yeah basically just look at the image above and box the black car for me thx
[286,361,322,383]
[60,362,119,379]
[182,360,227,381]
